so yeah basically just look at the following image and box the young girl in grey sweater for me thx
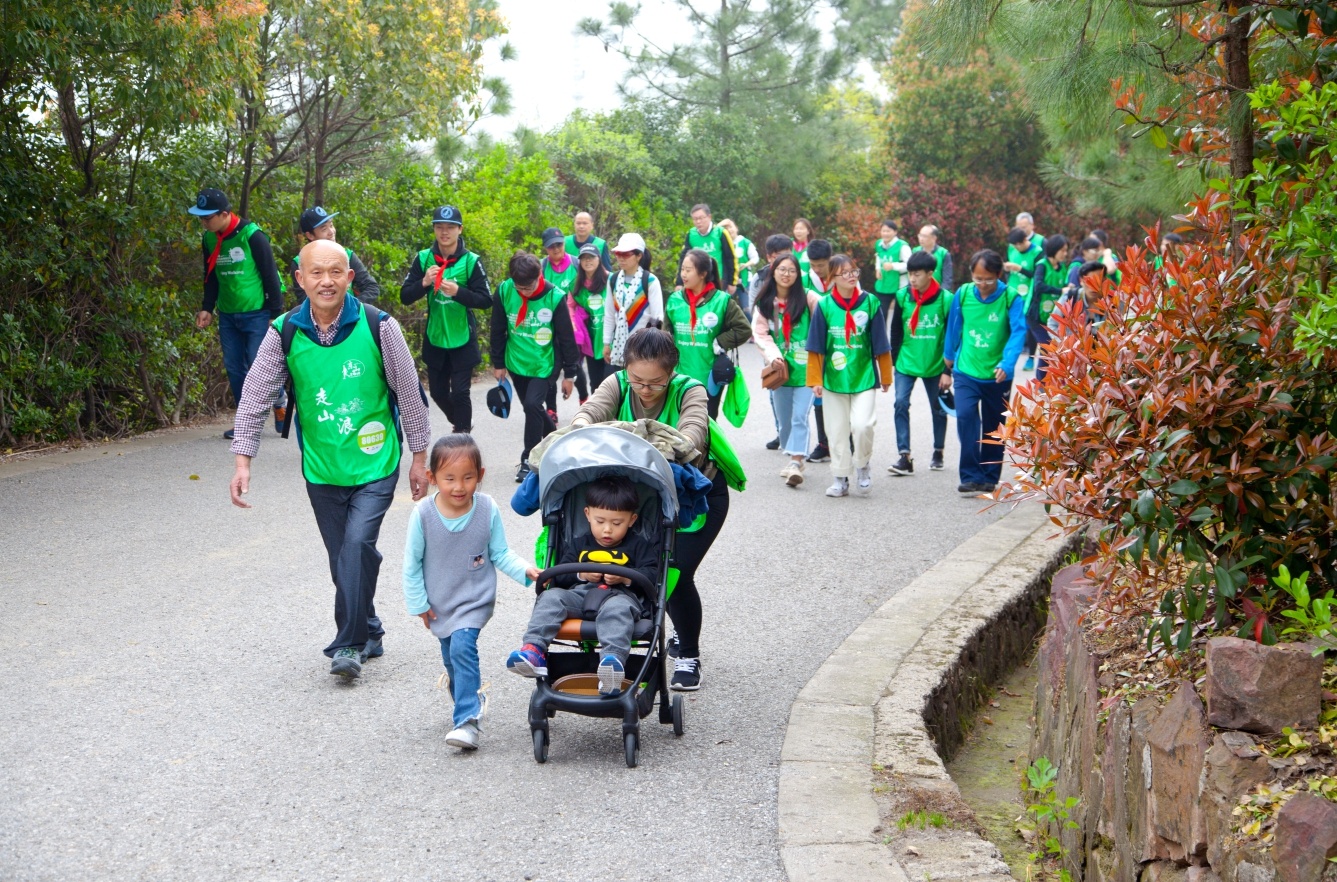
[402,435,537,750]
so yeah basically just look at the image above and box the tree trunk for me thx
[718,0,731,112]
[1223,2,1253,196]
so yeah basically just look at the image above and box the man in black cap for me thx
[189,188,286,439]
[399,206,492,434]
[291,206,381,305]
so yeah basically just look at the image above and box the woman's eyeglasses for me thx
[626,378,669,392]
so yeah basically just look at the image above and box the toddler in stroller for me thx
[505,425,685,767]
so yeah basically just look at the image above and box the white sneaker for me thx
[780,461,804,487]
[825,477,849,498]
[856,465,872,493]
[445,720,480,750]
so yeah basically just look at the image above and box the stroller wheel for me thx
[624,731,639,768]
[671,695,685,737]
[533,728,549,764]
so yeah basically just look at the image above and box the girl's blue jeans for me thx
[439,628,482,727]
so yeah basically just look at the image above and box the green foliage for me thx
[1276,565,1337,655]
[896,809,948,830]
[1022,757,1079,882]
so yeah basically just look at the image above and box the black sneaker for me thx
[888,453,914,476]
[957,482,986,494]
[930,450,945,471]
[765,437,780,450]
[667,632,681,658]
[360,637,384,662]
[515,461,532,483]
[670,657,702,691]
[223,429,235,440]
[806,443,831,463]
[330,647,362,679]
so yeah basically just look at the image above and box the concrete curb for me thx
[778,502,1072,881]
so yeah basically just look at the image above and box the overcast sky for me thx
[474,0,693,137]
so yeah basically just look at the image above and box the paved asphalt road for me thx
[1,343,1012,881]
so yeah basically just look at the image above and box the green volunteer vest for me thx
[573,282,606,347]
[955,284,1018,381]
[817,293,878,394]
[911,245,949,285]
[275,303,400,486]
[1033,260,1068,324]
[796,246,812,278]
[498,279,566,378]
[294,247,355,296]
[665,288,730,384]
[205,222,265,314]
[767,301,812,388]
[542,256,579,294]
[418,248,480,349]
[874,238,910,295]
[802,270,831,295]
[893,287,951,378]
[687,225,729,281]
[734,235,755,289]
[565,234,607,260]
[1007,242,1041,301]
[614,372,746,504]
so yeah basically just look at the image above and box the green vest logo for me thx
[342,359,365,379]
[358,420,387,455]
[228,247,245,264]
[701,311,718,329]
[853,310,869,330]
[831,351,848,370]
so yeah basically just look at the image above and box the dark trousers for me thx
[894,372,947,455]
[875,292,896,335]
[1028,320,1053,382]
[306,468,398,657]
[668,477,729,659]
[953,371,1010,486]
[422,343,475,433]
[512,373,555,462]
[813,397,830,447]
[218,309,272,407]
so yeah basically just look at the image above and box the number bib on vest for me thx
[817,294,878,394]
[206,222,265,314]
[277,303,400,486]
[665,289,730,384]
[499,279,566,378]
[893,289,951,377]
[419,249,479,349]
[956,285,1017,380]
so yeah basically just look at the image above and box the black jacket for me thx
[400,238,492,364]
[552,530,660,592]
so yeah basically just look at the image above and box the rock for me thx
[1141,861,1189,881]
[1146,682,1210,861]
[1202,734,1273,871]
[1274,792,1337,882]
[1186,868,1222,882]
[1205,637,1322,735]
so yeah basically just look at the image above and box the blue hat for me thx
[431,205,464,226]
[940,387,956,419]
[300,205,339,233]
[188,188,230,217]
[487,376,513,419]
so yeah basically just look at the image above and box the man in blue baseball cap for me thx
[189,188,286,439]
[290,205,380,306]
[399,205,492,434]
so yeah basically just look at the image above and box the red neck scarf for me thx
[513,279,547,327]
[433,245,461,293]
[908,279,941,334]
[684,283,716,330]
[776,296,794,344]
[793,240,808,254]
[205,214,241,277]
[831,285,862,343]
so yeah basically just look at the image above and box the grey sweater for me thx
[417,494,498,638]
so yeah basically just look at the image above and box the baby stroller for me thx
[528,426,684,768]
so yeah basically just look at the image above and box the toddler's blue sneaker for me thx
[507,644,547,678]
[598,655,625,695]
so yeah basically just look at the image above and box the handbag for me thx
[760,358,789,390]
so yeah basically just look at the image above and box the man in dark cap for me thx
[189,188,286,439]
[290,205,380,305]
[399,206,492,434]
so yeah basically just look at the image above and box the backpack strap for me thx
[278,306,303,439]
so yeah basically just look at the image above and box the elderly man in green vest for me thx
[565,211,612,271]
[229,239,431,680]
[674,203,740,296]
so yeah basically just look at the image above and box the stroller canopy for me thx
[538,426,679,522]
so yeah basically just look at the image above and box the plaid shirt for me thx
[229,304,430,459]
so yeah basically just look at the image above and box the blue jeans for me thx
[439,628,483,727]
[218,309,272,407]
[894,372,947,455]
[771,385,814,456]
[953,371,1011,486]
[306,468,398,658]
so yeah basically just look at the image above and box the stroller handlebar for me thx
[534,563,657,598]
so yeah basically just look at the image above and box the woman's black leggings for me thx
[667,478,730,659]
